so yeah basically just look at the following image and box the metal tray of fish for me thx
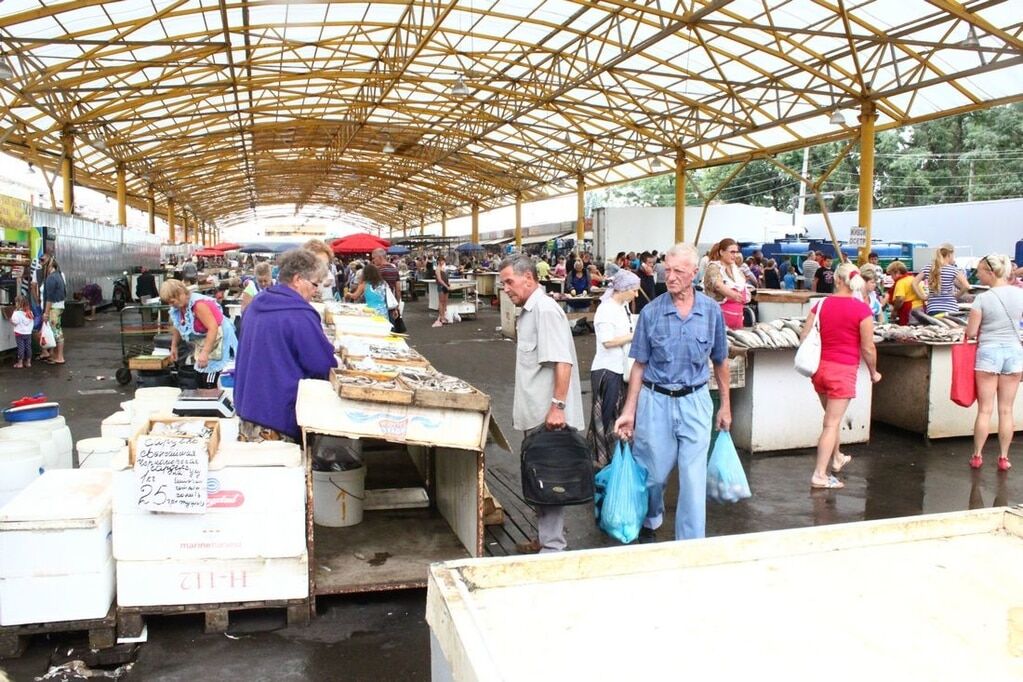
[397,370,491,412]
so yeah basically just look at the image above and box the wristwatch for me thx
[551,398,566,410]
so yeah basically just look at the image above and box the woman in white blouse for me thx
[589,270,641,469]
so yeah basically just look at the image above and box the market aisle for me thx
[0,299,1020,681]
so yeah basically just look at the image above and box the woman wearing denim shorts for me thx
[966,253,1023,472]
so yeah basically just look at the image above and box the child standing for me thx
[7,295,34,368]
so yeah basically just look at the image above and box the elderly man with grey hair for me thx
[615,242,731,543]
[234,248,338,443]
[499,254,585,553]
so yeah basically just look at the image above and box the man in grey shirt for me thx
[499,254,584,553]
[801,253,818,291]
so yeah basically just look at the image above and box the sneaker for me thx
[432,320,443,328]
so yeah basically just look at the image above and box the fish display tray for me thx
[397,376,491,413]
[329,369,414,405]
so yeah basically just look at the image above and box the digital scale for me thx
[172,388,235,418]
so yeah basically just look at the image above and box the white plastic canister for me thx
[19,416,73,469]
[0,425,59,472]
[312,466,366,527]
[76,437,126,469]
[0,440,44,508]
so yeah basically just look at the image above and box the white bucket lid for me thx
[0,439,42,460]
[77,437,126,455]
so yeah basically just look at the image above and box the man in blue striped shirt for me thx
[615,243,731,541]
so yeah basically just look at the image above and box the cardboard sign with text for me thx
[134,436,208,514]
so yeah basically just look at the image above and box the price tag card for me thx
[135,436,208,514]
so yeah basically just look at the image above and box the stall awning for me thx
[519,232,571,246]
[481,236,513,246]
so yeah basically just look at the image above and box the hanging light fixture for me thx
[91,136,107,151]
[829,110,846,126]
[652,156,665,169]
[27,161,35,174]
[0,59,13,81]
[383,138,396,154]
[451,77,469,96]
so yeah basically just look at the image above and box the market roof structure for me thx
[0,0,1020,236]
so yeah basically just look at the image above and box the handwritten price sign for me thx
[135,436,208,514]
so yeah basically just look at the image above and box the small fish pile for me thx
[347,357,399,377]
[399,370,474,394]
[873,323,964,344]
[335,374,403,391]
[727,319,803,349]
[365,344,423,363]
[149,420,215,441]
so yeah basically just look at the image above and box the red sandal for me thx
[998,457,1012,472]
[969,454,983,469]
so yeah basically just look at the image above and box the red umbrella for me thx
[331,233,390,255]
[210,242,242,252]
[194,248,226,257]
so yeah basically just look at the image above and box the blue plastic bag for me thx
[594,440,648,544]
[706,431,751,504]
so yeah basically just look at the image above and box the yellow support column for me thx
[857,101,877,265]
[147,187,156,235]
[167,198,176,243]
[675,153,686,244]
[116,163,127,226]
[441,211,447,238]
[183,211,190,244]
[515,192,523,251]
[61,129,74,214]
[576,174,585,243]
[471,203,479,244]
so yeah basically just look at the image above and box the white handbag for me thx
[794,299,825,377]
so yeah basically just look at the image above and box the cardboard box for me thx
[129,417,221,465]
[115,554,309,606]
[112,465,306,560]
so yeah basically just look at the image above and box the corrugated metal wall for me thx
[32,209,161,298]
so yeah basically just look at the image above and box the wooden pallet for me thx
[0,604,117,658]
[116,598,311,638]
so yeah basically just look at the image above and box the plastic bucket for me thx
[77,437,126,469]
[313,466,366,527]
[20,416,73,469]
[0,425,59,471]
[0,440,44,509]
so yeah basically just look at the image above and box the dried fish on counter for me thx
[399,370,474,394]
[873,323,964,343]
[334,374,404,391]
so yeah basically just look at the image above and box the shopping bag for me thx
[593,440,648,543]
[706,432,751,504]
[794,300,824,377]
[40,321,56,349]
[520,427,594,506]
[950,338,978,407]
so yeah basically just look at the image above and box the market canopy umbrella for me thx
[387,245,411,255]
[456,242,484,253]
[238,243,275,254]
[268,242,303,254]
[210,242,242,252]
[194,248,224,257]
[332,233,391,255]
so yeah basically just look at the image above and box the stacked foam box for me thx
[112,441,308,607]
[0,470,115,625]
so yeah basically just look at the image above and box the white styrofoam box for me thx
[116,554,308,606]
[112,457,305,560]
[101,411,134,440]
[0,470,113,578]
[0,557,114,626]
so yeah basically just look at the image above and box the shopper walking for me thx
[703,238,751,330]
[433,255,450,327]
[499,254,584,553]
[801,263,882,489]
[588,270,640,469]
[41,257,67,365]
[965,253,1023,472]
[615,243,731,541]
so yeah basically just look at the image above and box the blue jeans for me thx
[632,385,713,540]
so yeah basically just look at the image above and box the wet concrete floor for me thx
[0,297,1019,680]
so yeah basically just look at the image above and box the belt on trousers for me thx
[642,380,706,398]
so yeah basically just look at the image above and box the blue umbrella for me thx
[387,245,411,255]
[456,242,484,253]
[269,242,303,254]
[238,243,274,254]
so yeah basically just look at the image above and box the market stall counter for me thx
[872,342,1023,440]
[424,278,478,319]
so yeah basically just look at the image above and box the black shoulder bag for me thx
[520,427,594,506]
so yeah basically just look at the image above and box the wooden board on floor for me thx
[313,510,471,595]
[0,604,116,658]
[116,599,309,638]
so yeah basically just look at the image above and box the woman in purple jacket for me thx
[234,248,338,443]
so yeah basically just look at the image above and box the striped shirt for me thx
[921,264,962,315]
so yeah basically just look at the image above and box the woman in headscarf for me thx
[588,270,641,469]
